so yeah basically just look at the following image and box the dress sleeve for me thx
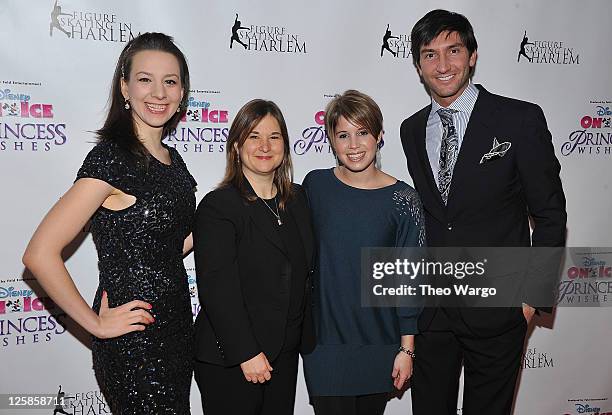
[393,185,426,335]
[170,147,197,189]
[75,141,137,196]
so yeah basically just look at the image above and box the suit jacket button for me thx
[447,223,453,231]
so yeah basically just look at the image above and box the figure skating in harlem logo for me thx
[517,31,534,62]
[48,385,111,414]
[47,2,137,42]
[516,30,580,65]
[378,24,411,59]
[227,13,307,54]
[381,24,399,57]
[230,13,249,49]
[49,0,71,38]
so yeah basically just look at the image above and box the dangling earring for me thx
[124,97,130,110]
[176,105,181,113]
[375,138,383,169]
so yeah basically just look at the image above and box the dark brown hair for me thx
[219,99,294,209]
[96,32,190,161]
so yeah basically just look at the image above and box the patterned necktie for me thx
[437,108,459,205]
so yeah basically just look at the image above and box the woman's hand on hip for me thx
[95,290,154,339]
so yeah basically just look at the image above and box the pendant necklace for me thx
[260,196,282,226]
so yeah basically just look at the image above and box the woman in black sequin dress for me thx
[23,33,196,414]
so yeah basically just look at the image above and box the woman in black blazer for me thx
[193,99,315,414]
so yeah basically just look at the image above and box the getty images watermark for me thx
[361,247,611,308]
[372,257,492,297]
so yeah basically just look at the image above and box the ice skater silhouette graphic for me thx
[230,13,249,49]
[517,30,534,62]
[49,0,71,38]
[381,24,399,57]
[52,385,73,415]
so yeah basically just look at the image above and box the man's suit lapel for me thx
[413,105,447,220]
[446,85,499,211]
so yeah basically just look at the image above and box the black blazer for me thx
[400,85,567,336]
[193,183,315,367]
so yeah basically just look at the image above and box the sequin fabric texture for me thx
[392,187,427,247]
[76,140,196,414]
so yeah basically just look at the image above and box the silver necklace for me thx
[260,196,282,225]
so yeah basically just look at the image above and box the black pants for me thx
[194,350,299,415]
[311,393,388,415]
[411,308,527,415]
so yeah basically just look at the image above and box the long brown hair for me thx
[219,99,294,209]
[96,32,190,162]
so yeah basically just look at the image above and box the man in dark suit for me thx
[400,9,567,415]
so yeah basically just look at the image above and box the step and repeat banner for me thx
[1,1,611,414]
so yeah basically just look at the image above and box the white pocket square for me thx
[480,137,512,164]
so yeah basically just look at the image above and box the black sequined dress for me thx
[76,140,196,414]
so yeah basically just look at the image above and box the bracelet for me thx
[398,346,416,359]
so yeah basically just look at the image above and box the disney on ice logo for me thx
[557,251,612,306]
[164,93,229,154]
[560,101,612,156]
[229,13,307,54]
[0,283,67,348]
[49,0,138,42]
[575,405,601,414]
[517,30,580,64]
[565,255,611,279]
[0,285,60,316]
[293,109,333,155]
[0,87,68,152]
[564,398,612,415]
[380,24,411,59]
